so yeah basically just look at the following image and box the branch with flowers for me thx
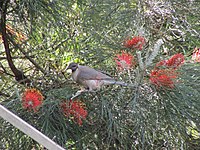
[1,0,200,149]
[16,35,200,149]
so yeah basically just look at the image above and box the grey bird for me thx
[66,62,135,98]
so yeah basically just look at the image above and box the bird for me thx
[66,62,135,99]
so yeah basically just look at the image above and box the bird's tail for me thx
[104,80,136,87]
[114,81,136,87]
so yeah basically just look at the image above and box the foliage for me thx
[0,0,200,149]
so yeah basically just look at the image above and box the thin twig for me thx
[0,91,10,97]
[0,56,34,60]
[8,36,46,74]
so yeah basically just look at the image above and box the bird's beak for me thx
[66,66,70,70]
[65,65,72,74]
[62,65,70,73]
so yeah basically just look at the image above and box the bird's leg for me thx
[70,88,88,100]
[70,91,82,100]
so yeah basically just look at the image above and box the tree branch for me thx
[0,0,30,84]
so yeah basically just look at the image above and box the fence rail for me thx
[0,104,65,150]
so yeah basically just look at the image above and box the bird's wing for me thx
[77,65,114,81]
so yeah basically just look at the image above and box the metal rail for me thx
[0,104,65,150]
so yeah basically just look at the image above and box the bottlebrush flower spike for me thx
[61,100,88,126]
[156,53,184,69]
[1,25,27,43]
[123,36,145,50]
[22,88,44,112]
[115,51,135,71]
[166,53,184,68]
[150,69,178,88]
[192,48,200,63]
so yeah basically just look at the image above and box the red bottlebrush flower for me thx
[192,48,200,63]
[61,100,88,126]
[165,53,184,68]
[124,36,145,50]
[155,60,167,68]
[156,53,184,69]
[22,88,44,112]
[115,51,134,71]
[150,69,178,88]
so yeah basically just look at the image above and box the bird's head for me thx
[66,62,78,72]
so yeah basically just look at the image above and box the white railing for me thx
[0,104,65,150]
